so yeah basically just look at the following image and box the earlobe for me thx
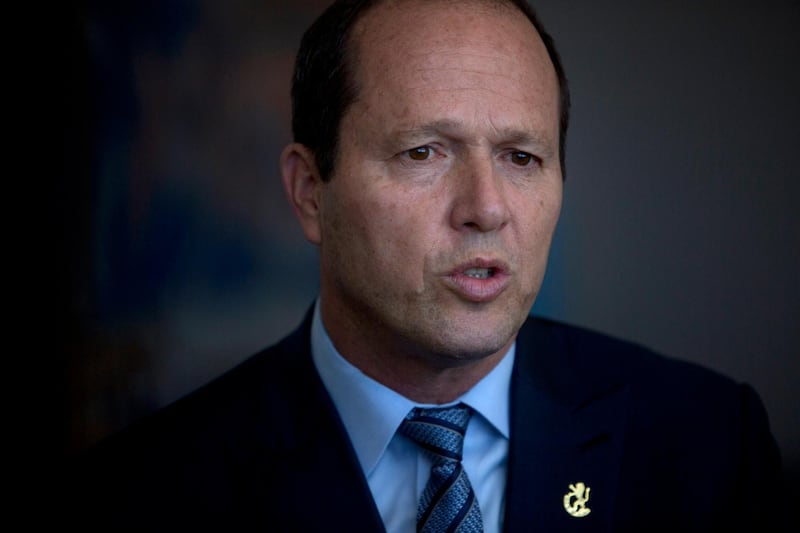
[280,143,323,244]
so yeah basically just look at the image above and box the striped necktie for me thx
[399,403,484,533]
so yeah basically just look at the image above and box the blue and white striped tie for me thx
[399,403,483,533]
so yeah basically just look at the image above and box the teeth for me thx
[464,268,492,279]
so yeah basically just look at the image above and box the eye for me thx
[407,146,432,161]
[510,151,534,166]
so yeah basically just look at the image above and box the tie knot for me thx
[399,403,473,462]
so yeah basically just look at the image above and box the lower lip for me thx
[445,271,509,302]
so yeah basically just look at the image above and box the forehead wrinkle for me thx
[409,66,530,87]
[402,82,538,108]
[403,41,538,77]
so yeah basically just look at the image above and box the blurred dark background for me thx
[57,0,798,491]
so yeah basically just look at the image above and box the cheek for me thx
[516,188,562,259]
[365,193,443,297]
[372,198,434,265]
[329,186,432,271]
[537,180,563,226]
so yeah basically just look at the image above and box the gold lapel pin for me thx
[563,482,592,517]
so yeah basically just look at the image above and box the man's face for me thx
[316,0,562,368]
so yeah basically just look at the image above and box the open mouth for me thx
[463,267,494,279]
[445,260,509,302]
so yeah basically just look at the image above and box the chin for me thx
[393,298,530,364]
[423,324,516,364]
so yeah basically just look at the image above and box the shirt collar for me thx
[310,300,513,476]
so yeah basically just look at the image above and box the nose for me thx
[449,156,511,233]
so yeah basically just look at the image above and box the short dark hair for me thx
[291,0,570,181]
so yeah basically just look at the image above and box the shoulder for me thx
[96,309,324,456]
[102,314,316,449]
[68,312,326,528]
[514,315,779,471]
[516,315,743,401]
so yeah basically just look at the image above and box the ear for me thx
[280,143,324,244]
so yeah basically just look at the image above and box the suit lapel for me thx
[248,312,387,531]
[504,318,629,532]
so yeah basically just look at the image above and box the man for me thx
[75,0,782,531]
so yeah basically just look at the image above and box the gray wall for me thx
[66,0,798,485]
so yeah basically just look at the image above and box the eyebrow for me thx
[390,119,555,155]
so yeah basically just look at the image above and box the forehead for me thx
[347,0,558,132]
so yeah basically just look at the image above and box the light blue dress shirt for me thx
[310,302,513,533]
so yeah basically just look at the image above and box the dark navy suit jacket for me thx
[73,311,782,532]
